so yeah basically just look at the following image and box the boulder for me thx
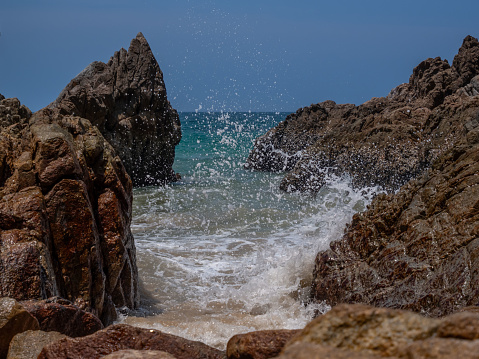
[0,96,139,325]
[103,350,176,359]
[21,297,103,337]
[48,32,181,186]
[0,297,39,359]
[280,304,479,358]
[38,324,226,359]
[226,329,300,359]
[7,330,67,359]
[245,35,479,194]
[285,304,439,357]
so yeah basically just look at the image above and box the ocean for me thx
[119,112,377,349]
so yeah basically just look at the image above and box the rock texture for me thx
[277,304,479,359]
[38,324,226,359]
[0,95,139,325]
[226,329,300,359]
[310,112,479,316]
[0,298,40,359]
[48,32,181,186]
[103,350,176,359]
[244,35,479,317]
[7,330,67,359]
[21,297,103,337]
[246,36,479,194]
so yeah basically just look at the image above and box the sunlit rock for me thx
[0,97,139,326]
[246,35,479,194]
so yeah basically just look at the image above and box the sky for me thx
[1,0,478,112]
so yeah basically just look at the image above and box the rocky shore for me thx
[3,33,479,358]
[49,32,182,187]
[0,33,182,357]
[246,36,479,194]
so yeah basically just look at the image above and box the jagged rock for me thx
[103,350,176,359]
[0,298,40,359]
[38,324,226,359]
[0,97,139,325]
[7,330,67,359]
[226,329,300,359]
[310,130,479,316]
[21,297,103,337]
[246,35,479,194]
[279,304,479,359]
[48,32,181,186]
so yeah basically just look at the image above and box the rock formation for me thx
[49,32,181,186]
[226,329,300,359]
[38,324,226,359]
[277,304,479,358]
[0,297,40,359]
[310,112,479,316]
[0,33,181,325]
[307,37,479,316]
[7,330,67,359]
[0,96,139,325]
[246,36,479,194]
[21,297,103,337]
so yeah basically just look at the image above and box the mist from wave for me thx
[119,112,377,349]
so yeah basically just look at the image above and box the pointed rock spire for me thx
[49,33,181,186]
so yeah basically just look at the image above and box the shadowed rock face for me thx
[0,97,139,325]
[245,36,479,194]
[49,32,181,186]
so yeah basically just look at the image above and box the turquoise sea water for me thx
[121,112,376,349]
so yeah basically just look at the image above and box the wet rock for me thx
[103,350,176,359]
[0,97,139,325]
[7,330,67,359]
[310,135,479,316]
[38,324,226,359]
[49,32,181,186]
[246,36,479,194]
[226,329,300,359]
[0,297,39,359]
[21,297,103,337]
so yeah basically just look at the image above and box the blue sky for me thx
[1,0,478,112]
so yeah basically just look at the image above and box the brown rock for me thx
[0,297,40,359]
[38,324,226,359]
[226,329,300,359]
[436,311,479,340]
[103,350,176,359]
[280,304,479,358]
[21,297,103,337]
[7,330,67,359]
[399,337,479,359]
[310,137,479,316]
[0,97,139,325]
[277,343,386,359]
[246,36,479,194]
[48,32,181,186]
[285,304,439,358]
